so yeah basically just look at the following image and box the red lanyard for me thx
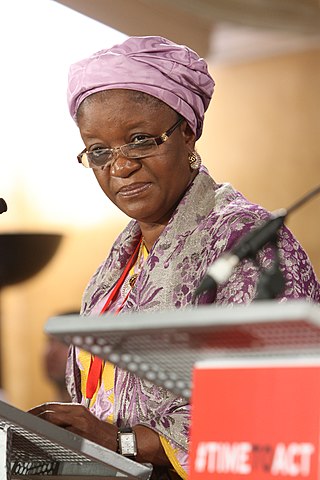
[85,238,142,407]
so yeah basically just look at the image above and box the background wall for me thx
[199,48,320,273]
[0,11,319,409]
[1,220,128,408]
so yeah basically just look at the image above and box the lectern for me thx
[45,300,320,479]
[0,400,152,479]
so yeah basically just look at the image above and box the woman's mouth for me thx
[117,183,152,197]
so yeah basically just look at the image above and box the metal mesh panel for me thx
[46,301,320,399]
[0,420,90,465]
[67,319,320,398]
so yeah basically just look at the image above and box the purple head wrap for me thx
[67,36,215,140]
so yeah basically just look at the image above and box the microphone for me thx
[0,198,7,214]
[195,184,320,297]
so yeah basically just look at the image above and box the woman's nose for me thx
[110,153,141,177]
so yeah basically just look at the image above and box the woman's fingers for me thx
[29,402,87,427]
[29,402,81,416]
[28,402,118,451]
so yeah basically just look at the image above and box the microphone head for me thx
[0,198,8,214]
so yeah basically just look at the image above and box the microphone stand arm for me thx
[253,235,285,301]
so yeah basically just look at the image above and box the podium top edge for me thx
[45,299,320,336]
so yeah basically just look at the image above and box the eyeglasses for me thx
[77,117,184,169]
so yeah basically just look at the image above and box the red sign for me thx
[189,358,320,479]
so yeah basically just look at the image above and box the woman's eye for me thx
[132,134,149,144]
[90,147,107,156]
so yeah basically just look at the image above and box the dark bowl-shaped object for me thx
[0,233,63,287]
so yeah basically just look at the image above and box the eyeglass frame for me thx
[77,116,184,169]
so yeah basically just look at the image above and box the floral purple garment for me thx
[66,166,319,475]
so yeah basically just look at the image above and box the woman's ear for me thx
[181,121,196,150]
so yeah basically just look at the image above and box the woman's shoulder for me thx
[213,183,270,220]
[199,182,271,240]
[191,168,270,228]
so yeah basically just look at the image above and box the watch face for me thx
[119,432,137,456]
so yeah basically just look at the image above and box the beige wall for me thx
[1,47,320,410]
[199,48,320,276]
[1,221,128,409]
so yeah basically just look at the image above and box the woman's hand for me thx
[29,402,171,466]
[28,402,118,452]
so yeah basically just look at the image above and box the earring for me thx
[188,151,202,170]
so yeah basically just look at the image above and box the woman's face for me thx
[77,90,197,226]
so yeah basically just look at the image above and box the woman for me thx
[30,36,320,479]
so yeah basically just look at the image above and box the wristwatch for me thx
[117,427,137,458]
